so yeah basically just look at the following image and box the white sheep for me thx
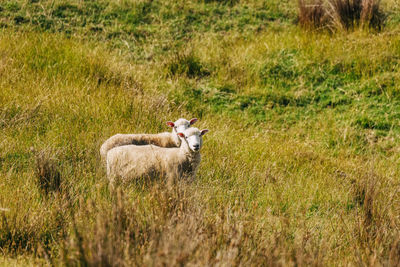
[106,127,209,185]
[100,118,198,161]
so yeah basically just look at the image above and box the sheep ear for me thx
[177,132,185,138]
[200,129,209,136]
[189,118,198,125]
[166,121,175,128]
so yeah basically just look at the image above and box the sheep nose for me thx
[193,144,200,150]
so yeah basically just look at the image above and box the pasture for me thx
[1,0,400,265]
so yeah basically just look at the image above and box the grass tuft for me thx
[298,0,328,30]
[34,149,61,197]
[298,0,386,31]
[328,0,386,30]
[165,50,210,79]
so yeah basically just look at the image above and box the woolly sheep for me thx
[106,127,209,185]
[100,118,198,161]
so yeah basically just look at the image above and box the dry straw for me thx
[298,0,386,31]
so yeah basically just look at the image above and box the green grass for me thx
[1,0,400,265]
[0,0,294,61]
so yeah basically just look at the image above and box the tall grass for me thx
[328,0,386,30]
[34,149,62,197]
[298,0,386,31]
[298,0,328,30]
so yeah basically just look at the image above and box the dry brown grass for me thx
[298,0,386,31]
[328,0,386,30]
[298,0,328,30]
[347,167,400,265]
[34,149,61,197]
[57,181,330,266]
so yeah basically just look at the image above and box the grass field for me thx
[1,0,400,265]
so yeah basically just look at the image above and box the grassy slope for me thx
[1,0,400,265]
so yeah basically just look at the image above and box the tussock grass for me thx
[0,0,400,265]
[298,0,328,30]
[328,0,386,31]
[164,49,210,79]
[34,149,61,197]
[298,0,386,31]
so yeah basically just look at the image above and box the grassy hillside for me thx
[1,0,400,265]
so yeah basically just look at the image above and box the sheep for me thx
[106,127,209,185]
[100,118,198,161]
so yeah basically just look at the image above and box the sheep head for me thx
[166,118,198,134]
[177,127,208,152]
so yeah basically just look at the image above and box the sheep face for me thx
[166,118,198,134]
[178,127,209,152]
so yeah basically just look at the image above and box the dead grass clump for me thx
[61,190,142,266]
[328,0,363,30]
[164,50,210,79]
[350,169,400,264]
[34,150,61,197]
[298,0,328,30]
[359,0,386,30]
[351,172,379,230]
[328,0,385,30]
[298,0,386,31]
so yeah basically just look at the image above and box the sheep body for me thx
[106,127,207,184]
[100,118,197,161]
[100,132,177,161]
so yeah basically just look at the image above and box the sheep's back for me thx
[100,132,178,161]
[135,132,177,147]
